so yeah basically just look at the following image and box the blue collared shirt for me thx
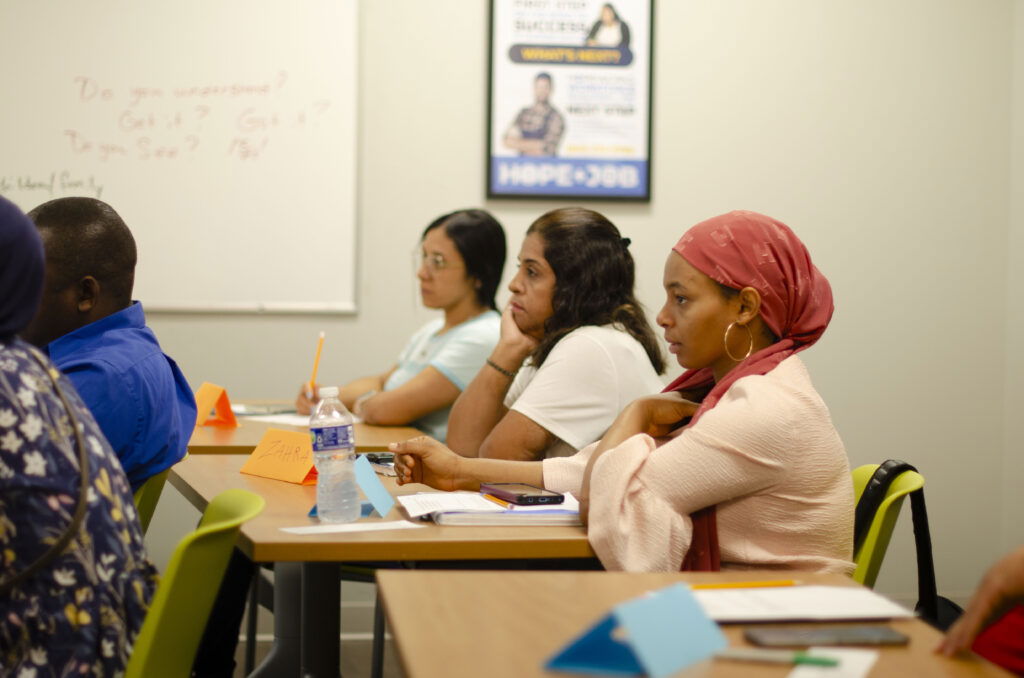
[46,301,197,491]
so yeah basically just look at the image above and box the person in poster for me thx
[503,72,566,157]
[489,0,651,198]
[585,3,631,49]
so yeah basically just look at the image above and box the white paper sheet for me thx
[397,492,504,518]
[693,586,913,623]
[280,520,425,535]
[243,413,315,427]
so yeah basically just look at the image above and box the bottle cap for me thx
[318,386,339,398]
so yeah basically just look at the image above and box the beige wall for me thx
[147,0,1019,604]
[1003,0,1024,551]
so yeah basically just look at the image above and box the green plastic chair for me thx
[850,463,924,588]
[125,488,265,678]
[132,468,171,534]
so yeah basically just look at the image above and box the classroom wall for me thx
[146,0,1017,603]
[1003,0,1024,551]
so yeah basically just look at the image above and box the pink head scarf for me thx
[664,210,834,414]
[664,210,834,571]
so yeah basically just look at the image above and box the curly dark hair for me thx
[527,207,664,373]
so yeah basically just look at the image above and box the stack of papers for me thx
[397,491,581,526]
[693,585,913,623]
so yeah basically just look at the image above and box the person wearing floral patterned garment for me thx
[0,195,157,676]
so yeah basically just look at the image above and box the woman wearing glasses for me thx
[297,209,505,443]
[447,207,665,460]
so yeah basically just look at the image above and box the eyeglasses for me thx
[415,251,461,272]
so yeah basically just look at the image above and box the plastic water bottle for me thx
[310,386,359,523]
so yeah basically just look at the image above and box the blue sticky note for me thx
[353,454,395,517]
[544,614,641,675]
[546,583,726,678]
[614,584,726,677]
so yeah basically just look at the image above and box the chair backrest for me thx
[132,468,171,534]
[125,488,265,678]
[850,463,924,588]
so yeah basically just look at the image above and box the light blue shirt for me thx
[384,310,500,442]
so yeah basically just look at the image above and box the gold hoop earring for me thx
[723,322,754,362]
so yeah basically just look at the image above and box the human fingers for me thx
[295,382,319,415]
[937,552,1022,655]
[390,436,439,457]
[394,453,417,485]
[938,614,980,656]
[499,303,537,350]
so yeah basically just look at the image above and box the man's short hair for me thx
[28,197,137,306]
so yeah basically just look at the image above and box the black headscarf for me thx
[0,196,44,341]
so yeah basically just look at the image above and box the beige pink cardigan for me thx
[542,356,854,573]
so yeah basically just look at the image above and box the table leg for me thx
[301,562,341,677]
[250,563,301,677]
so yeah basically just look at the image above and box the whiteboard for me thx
[0,0,357,313]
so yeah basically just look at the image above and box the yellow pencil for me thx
[691,580,798,590]
[307,331,325,398]
[481,493,511,509]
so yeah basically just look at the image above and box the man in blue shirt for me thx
[20,197,196,492]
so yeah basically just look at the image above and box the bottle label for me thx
[310,424,354,452]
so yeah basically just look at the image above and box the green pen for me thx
[716,648,840,667]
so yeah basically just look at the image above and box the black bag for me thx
[854,459,964,631]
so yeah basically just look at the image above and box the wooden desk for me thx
[170,454,593,563]
[378,570,1010,678]
[169,454,595,677]
[188,418,422,454]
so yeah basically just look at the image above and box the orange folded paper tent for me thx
[240,429,317,485]
[194,382,239,428]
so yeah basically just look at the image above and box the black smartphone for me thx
[743,625,909,647]
[365,452,394,464]
[479,482,564,505]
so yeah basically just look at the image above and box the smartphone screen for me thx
[744,625,909,647]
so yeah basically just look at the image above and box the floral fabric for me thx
[0,338,157,677]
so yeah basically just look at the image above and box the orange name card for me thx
[240,429,317,485]
[194,382,239,428]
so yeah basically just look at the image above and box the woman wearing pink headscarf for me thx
[392,211,854,574]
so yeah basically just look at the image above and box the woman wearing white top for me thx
[297,209,505,442]
[447,207,665,460]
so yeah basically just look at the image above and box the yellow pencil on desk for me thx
[482,493,511,508]
[307,331,325,399]
[691,579,799,590]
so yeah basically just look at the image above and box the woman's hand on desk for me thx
[391,437,467,492]
[296,382,320,415]
[938,545,1024,656]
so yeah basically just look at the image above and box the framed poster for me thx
[487,0,653,201]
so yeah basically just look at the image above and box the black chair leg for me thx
[245,567,259,675]
[371,589,386,678]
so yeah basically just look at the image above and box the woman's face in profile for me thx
[657,252,738,375]
[507,232,555,340]
[416,227,477,312]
